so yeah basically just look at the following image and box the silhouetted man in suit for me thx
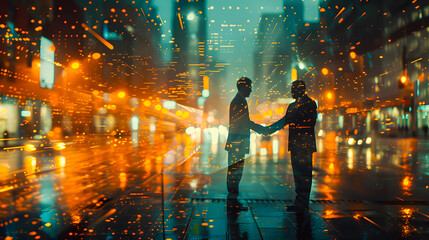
[265,80,317,212]
[225,77,265,211]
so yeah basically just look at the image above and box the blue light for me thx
[131,116,139,131]
[202,89,210,98]
[40,37,55,89]
[163,101,176,109]
[21,110,31,117]
[187,12,196,21]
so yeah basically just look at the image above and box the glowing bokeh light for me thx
[71,62,80,69]
[92,52,101,59]
[322,68,329,75]
[118,91,126,99]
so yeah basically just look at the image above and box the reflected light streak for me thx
[55,156,66,176]
[119,172,127,190]
[260,148,267,156]
[55,156,66,168]
[272,137,279,155]
[401,176,412,195]
[366,148,372,169]
[401,208,413,237]
[328,162,335,175]
[81,23,114,50]
[209,127,219,154]
[250,133,257,156]
[347,148,354,169]
[24,156,37,175]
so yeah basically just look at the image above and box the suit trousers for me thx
[227,152,245,196]
[291,150,313,208]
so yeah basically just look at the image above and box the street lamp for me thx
[187,12,196,21]
[322,68,329,75]
[71,62,80,69]
[298,62,305,70]
[92,52,101,60]
[117,91,126,99]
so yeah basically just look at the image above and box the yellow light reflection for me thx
[401,207,413,237]
[54,142,66,150]
[366,148,372,169]
[347,148,354,169]
[401,175,413,196]
[24,156,37,175]
[119,172,127,190]
[55,156,66,168]
[24,144,36,152]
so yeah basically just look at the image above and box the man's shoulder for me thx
[304,95,317,108]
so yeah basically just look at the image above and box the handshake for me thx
[259,125,278,136]
[255,115,287,136]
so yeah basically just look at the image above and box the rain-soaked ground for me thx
[0,130,428,239]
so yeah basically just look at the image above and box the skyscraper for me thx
[254,14,288,102]
[171,0,207,106]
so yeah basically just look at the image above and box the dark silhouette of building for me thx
[170,0,207,107]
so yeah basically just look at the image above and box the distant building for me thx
[254,14,288,102]
[252,0,305,103]
[323,0,429,136]
[79,0,162,96]
[171,0,207,106]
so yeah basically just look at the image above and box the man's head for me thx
[237,77,252,98]
[291,80,306,99]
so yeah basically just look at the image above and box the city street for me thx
[1,1,429,239]
[1,131,428,239]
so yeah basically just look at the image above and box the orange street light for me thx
[400,75,407,84]
[327,92,333,100]
[350,51,357,59]
[118,91,126,99]
[92,52,101,60]
[71,62,80,69]
[322,68,329,75]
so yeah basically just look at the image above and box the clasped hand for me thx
[261,126,274,136]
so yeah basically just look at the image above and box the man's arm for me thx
[264,102,301,135]
[250,121,266,134]
[265,115,287,135]
[231,97,266,134]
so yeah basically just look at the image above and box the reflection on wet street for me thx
[0,129,428,239]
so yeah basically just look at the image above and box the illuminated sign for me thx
[131,116,139,131]
[21,110,31,117]
[163,101,176,110]
[40,37,55,89]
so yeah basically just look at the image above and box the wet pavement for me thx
[0,130,429,239]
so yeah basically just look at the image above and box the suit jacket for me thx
[225,93,264,155]
[268,94,317,153]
